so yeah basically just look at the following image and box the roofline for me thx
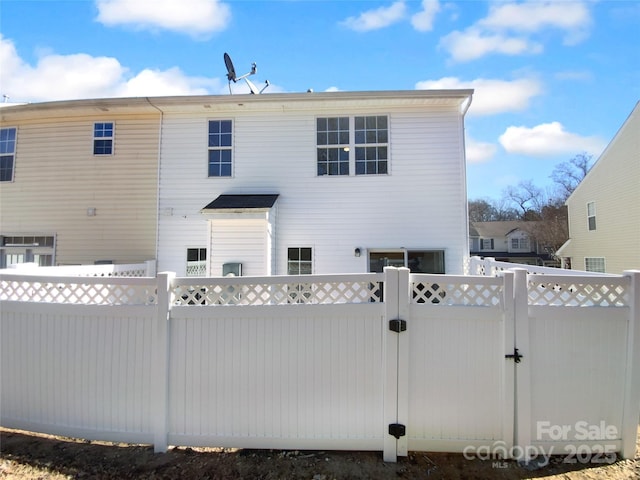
[566,100,640,204]
[0,89,474,119]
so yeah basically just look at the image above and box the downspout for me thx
[461,92,473,273]
[146,97,164,274]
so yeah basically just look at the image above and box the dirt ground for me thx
[1,426,639,479]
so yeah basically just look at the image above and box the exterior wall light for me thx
[354,247,361,257]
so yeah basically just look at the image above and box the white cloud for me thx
[411,0,440,32]
[499,122,606,157]
[465,137,497,164]
[439,28,542,62]
[341,1,406,32]
[95,0,231,38]
[439,1,592,61]
[415,76,542,116]
[0,35,225,102]
[479,1,591,45]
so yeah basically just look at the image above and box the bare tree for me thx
[504,180,545,218]
[550,153,593,201]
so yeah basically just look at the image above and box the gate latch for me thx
[389,319,407,333]
[505,348,523,363]
[388,423,406,439]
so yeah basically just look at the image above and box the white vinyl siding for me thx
[208,215,272,276]
[157,100,468,275]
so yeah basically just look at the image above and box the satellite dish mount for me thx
[224,52,269,95]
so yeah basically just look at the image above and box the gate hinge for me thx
[505,348,523,363]
[389,319,407,333]
[388,423,406,439]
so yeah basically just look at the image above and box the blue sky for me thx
[1,0,638,200]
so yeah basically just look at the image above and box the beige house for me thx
[0,99,161,267]
[557,102,640,273]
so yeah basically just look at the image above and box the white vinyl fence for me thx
[1,267,639,463]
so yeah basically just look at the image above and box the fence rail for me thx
[1,267,639,463]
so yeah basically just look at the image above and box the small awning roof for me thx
[201,194,279,212]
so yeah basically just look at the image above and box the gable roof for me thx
[470,221,536,238]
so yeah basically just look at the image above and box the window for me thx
[587,202,596,231]
[316,115,389,176]
[585,257,605,273]
[208,120,232,177]
[369,250,445,273]
[93,122,113,155]
[317,117,349,176]
[287,247,312,275]
[481,239,494,250]
[0,235,55,268]
[186,248,207,276]
[511,237,530,250]
[355,116,388,175]
[0,127,17,182]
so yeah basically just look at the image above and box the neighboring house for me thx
[556,102,640,274]
[469,221,558,267]
[0,89,474,275]
[0,99,161,267]
[155,90,473,276]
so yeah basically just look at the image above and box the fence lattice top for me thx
[411,275,504,306]
[528,276,630,307]
[173,277,384,306]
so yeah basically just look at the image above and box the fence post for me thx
[383,267,399,462]
[396,267,410,457]
[512,268,532,461]
[621,270,640,459]
[145,259,157,277]
[153,271,174,453]
[501,270,516,455]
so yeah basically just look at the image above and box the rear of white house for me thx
[155,90,473,276]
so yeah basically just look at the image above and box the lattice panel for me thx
[0,279,157,305]
[173,280,383,306]
[411,281,503,306]
[528,280,629,307]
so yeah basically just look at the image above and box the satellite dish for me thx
[223,52,270,95]
[224,53,236,82]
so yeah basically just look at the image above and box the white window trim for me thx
[584,257,605,273]
[316,115,390,177]
[93,121,114,156]
[587,201,596,231]
[207,119,234,178]
[0,126,17,182]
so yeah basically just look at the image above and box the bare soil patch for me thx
[1,427,639,479]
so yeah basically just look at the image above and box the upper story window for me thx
[587,202,596,231]
[317,117,349,176]
[208,120,232,177]
[316,115,389,176]
[511,237,530,250]
[93,122,114,155]
[0,127,17,182]
[355,116,388,175]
